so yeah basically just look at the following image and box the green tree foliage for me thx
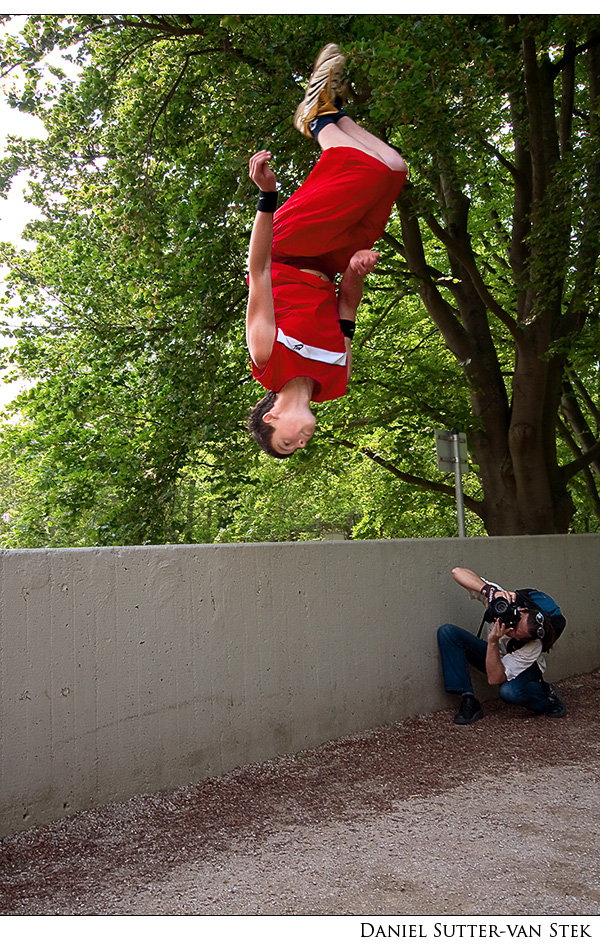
[0,14,599,546]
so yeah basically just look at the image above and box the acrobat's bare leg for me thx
[317,116,407,172]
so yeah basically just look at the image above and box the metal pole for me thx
[451,428,467,538]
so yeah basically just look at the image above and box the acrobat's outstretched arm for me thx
[246,150,277,369]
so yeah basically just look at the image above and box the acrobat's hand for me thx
[249,150,277,193]
[349,249,380,276]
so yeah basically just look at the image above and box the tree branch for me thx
[566,363,600,427]
[424,213,519,338]
[396,190,470,362]
[329,436,483,517]
[559,39,576,156]
[556,416,600,520]
[560,378,600,478]
[549,32,600,80]
[144,53,191,167]
[561,440,600,483]
[106,15,206,37]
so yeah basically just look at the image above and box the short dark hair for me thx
[523,609,559,652]
[247,390,294,459]
[517,589,565,652]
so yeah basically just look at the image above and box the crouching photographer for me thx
[437,566,567,725]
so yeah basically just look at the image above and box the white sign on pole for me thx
[435,429,468,474]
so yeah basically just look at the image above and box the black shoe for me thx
[544,683,567,718]
[453,694,483,725]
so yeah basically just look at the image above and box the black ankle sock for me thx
[308,106,347,140]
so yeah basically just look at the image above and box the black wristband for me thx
[257,190,278,213]
[339,319,355,339]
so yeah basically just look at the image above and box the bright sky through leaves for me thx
[0,17,79,408]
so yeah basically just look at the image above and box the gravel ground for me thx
[1,670,599,916]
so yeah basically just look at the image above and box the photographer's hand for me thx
[487,620,506,644]
[485,620,508,685]
[493,589,516,604]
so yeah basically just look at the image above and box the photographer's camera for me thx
[484,597,520,627]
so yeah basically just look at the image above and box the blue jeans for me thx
[437,623,552,714]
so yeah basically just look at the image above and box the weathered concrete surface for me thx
[0,671,598,916]
[1,534,599,836]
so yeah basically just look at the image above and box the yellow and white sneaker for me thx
[294,43,346,138]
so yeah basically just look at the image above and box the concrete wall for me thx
[1,534,598,837]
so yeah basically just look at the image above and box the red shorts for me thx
[272,146,407,277]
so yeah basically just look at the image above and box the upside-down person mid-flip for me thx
[246,43,407,458]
